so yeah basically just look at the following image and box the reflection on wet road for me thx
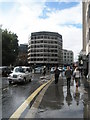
[33,78,90,119]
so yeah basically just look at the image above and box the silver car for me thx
[8,66,32,84]
[50,67,55,73]
[34,67,43,74]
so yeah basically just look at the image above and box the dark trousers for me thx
[55,75,59,84]
[67,77,71,88]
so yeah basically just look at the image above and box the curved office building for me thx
[28,31,63,67]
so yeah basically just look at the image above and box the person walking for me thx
[54,66,60,84]
[65,66,72,89]
[43,66,46,76]
[73,67,80,88]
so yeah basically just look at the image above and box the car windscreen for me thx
[15,68,25,73]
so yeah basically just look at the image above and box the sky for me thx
[0,0,82,61]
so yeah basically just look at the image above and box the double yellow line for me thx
[9,79,53,119]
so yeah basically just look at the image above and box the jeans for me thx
[55,75,59,84]
[67,77,71,88]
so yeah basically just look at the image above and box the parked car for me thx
[50,67,55,73]
[0,66,11,77]
[8,66,32,84]
[34,67,43,74]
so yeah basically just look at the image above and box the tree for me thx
[2,29,19,66]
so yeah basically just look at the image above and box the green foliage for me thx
[2,29,19,66]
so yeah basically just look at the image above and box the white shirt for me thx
[73,70,80,78]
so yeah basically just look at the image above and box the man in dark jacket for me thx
[54,66,60,84]
[65,66,72,88]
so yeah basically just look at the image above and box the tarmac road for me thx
[2,74,51,119]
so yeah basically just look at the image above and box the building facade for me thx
[28,31,63,67]
[82,1,90,79]
[83,1,90,55]
[63,49,74,66]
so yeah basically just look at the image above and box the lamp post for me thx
[48,46,49,72]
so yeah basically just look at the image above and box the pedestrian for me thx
[54,66,60,84]
[65,66,72,89]
[73,67,80,88]
[43,66,46,76]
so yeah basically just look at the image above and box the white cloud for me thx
[0,0,83,2]
[0,1,82,61]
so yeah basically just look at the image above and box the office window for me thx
[31,41,34,44]
[55,37,57,40]
[44,36,47,39]
[41,36,43,38]
[71,53,73,55]
[41,40,43,43]
[48,36,50,39]
[31,37,33,39]
[67,53,69,55]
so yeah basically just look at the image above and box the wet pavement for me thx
[25,75,90,119]
[1,73,90,119]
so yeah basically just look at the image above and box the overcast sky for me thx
[0,0,82,61]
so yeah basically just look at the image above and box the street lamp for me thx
[48,46,49,72]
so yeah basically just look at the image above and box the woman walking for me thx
[73,67,80,88]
